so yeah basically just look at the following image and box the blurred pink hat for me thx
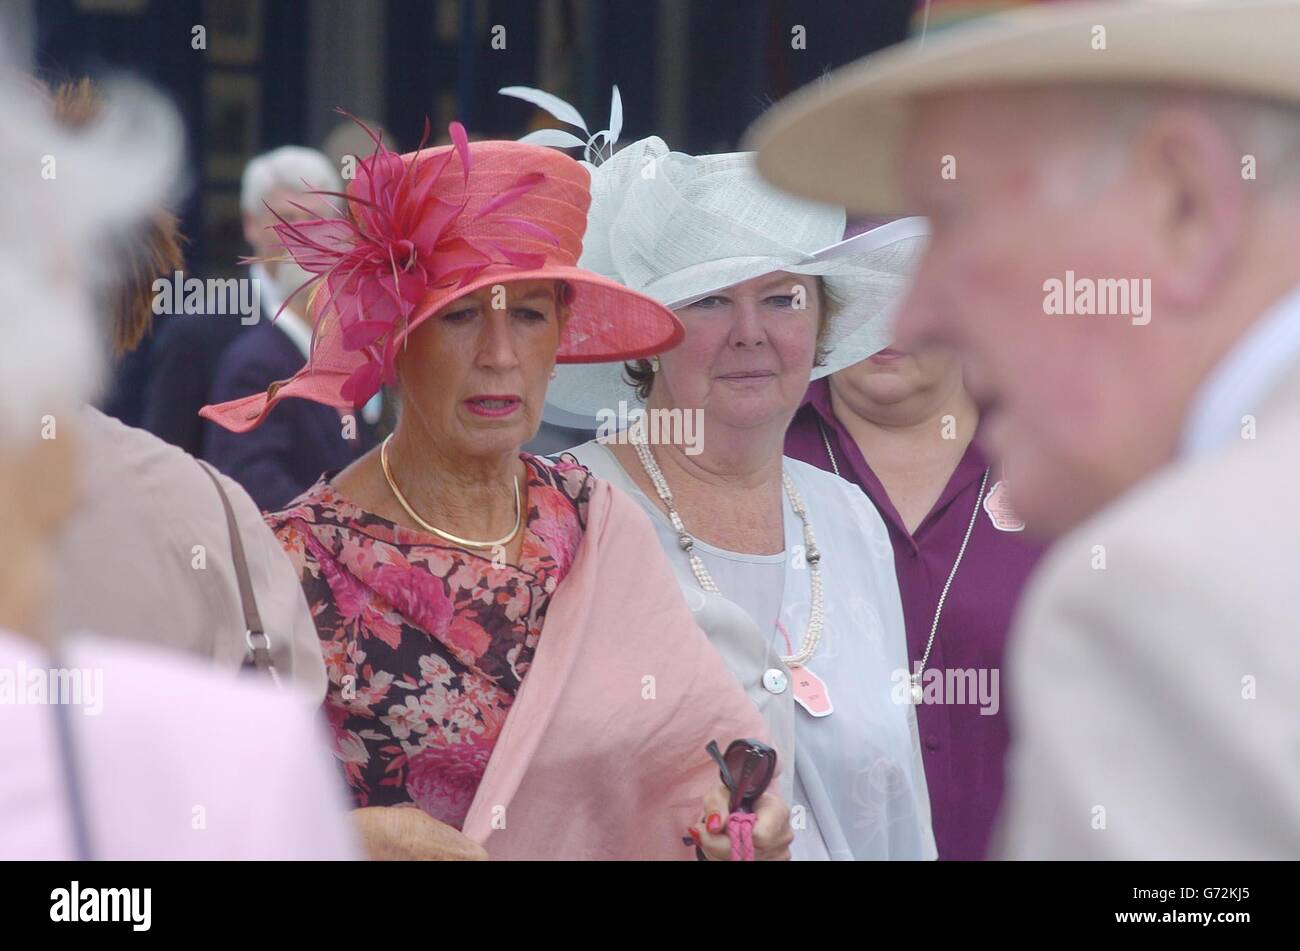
[201,118,683,433]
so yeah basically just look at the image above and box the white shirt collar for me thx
[250,262,313,360]
[1181,283,1300,459]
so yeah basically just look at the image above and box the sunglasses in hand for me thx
[708,738,777,814]
[687,738,778,859]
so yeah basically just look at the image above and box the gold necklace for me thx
[379,435,521,549]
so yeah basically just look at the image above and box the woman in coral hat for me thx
[202,119,791,861]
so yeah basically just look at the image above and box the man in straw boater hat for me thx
[748,0,1300,859]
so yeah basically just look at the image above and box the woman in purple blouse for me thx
[786,340,1047,860]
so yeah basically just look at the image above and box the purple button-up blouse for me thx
[786,378,1046,860]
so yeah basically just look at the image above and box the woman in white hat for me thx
[544,128,936,860]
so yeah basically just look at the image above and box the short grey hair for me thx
[241,146,342,215]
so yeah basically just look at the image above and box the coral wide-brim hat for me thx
[201,121,683,433]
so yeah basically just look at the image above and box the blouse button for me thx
[762,668,789,694]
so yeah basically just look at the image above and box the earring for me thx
[650,356,660,373]
[550,367,557,379]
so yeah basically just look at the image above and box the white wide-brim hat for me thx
[544,133,928,424]
[745,0,1300,214]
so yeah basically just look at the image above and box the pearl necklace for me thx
[380,435,522,549]
[629,422,825,667]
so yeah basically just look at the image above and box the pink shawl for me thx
[461,478,771,859]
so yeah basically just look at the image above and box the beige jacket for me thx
[54,407,326,702]
[996,363,1300,859]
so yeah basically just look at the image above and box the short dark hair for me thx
[622,276,841,401]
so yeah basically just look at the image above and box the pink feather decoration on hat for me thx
[261,110,558,405]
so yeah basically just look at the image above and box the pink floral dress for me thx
[267,454,590,829]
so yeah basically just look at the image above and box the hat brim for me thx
[200,265,682,433]
[544,217,928,426]
[745,0,1300,214]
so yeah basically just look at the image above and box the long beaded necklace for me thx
[629,421,825,668]
[817,417,989,704]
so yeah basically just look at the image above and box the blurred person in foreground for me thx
[751,0,1300,858]
[0,61,356,860]
[201,146,381,511]
[47,78,326,699]
[201,120,791,861]
[56,79,179,430]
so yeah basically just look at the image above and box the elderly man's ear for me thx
[1133,108,1248,310]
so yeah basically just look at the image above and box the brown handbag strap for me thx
[196,460,279,685]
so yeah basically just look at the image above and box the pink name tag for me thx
[791,666,834,718]
[983,479,1025,532]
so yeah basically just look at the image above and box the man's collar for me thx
[1181,282,1300,459]
[249,262,312,361]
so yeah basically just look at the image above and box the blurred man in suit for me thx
[201,146,380,511]
[142,300,241,457]
[752,0,1300,858]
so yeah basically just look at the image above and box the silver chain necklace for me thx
[817,417,989,704]
[630,421,825,668]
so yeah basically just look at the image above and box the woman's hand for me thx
[353,805,489,861]
[689,786,793,861]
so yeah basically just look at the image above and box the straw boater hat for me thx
[507,88,929,426]
[201,116,683,433]
[746,0,1300,213]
